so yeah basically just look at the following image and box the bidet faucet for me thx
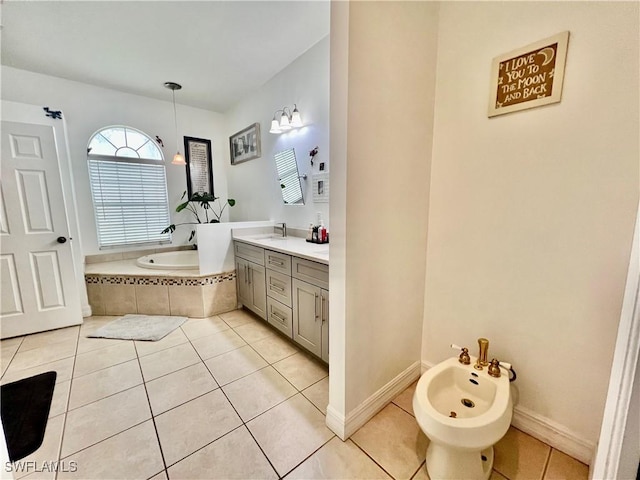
[274,222,287,237]
[474,338,489,370]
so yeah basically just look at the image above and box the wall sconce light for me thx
[270,104,303,134]
[164,81,186,165]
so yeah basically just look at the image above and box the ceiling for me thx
[1,1,330,112]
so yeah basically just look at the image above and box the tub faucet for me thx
[274,222,287,237]
[474,337,489,370]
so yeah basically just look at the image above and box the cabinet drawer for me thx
[234,242,264,265]
[267,297,293,337]
[266,269,292,307]
[292,257,329,289]
[264,250,291,275]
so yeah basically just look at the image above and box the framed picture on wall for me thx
[184,136,214,197]
[488,31,570,117]
[229,123,261,165]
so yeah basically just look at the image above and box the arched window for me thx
[88,126,171,248]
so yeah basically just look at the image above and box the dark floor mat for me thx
[1,371,57,461]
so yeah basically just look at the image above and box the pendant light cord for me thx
[172,89,179,153]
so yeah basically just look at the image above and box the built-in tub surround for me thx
[85,259,236,318]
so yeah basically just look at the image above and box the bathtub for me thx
[136,250,199,270]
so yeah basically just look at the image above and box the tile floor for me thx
[1,309,589,480]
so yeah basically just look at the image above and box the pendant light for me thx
[164,82,185,165]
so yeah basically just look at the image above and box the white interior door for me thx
[1,120,82,338]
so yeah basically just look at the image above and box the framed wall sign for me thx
[184,136,214,197]
[230,123,261,165]
[488,31,569,117]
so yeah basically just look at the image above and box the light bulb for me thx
[172,152,186,166]
[269,119,281,134]
[279,112,291,130]
[290,105,303,128]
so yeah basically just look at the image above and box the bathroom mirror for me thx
[274,148,304,205]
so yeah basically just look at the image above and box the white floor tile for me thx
[190,329,247,360]
[146,362,218,415]
[181,316,230,340]
[134,327,189,357]
[168,427,277,480]
[247,394,334,476]
[73,342,136,378]
[222,366,296,421]
[351,403,428,480]
[205,345,268,386]
[286,436,392,480]
[61,385,151,457]
[138,343,200,381]
[273,352,328,390]
[58,421,163,479]
[155,389,242,466]
[68,360,143,410]
[302,377,329,414]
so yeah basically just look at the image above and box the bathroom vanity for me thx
[232,232,329,363]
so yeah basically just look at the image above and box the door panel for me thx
[31,251,65,309]
[1,121,82,338]
[250,263,267,320]
[292,279,321,356]
[0,254,23,316]
[0,187,9,235]
[16,170,54,232]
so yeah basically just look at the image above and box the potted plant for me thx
[162,191,236,244]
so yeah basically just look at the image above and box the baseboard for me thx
[326,361,421,439]
[325,405,347,440]
[421,359,595,464]
[81,304,92,317]
[512,405,595,465]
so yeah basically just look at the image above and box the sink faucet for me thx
[474,337,489,370]
[274,222,287,237]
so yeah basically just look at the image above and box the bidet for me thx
[413,353,513,480]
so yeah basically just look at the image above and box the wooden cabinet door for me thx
[321,288,329,362]
[236,258,250,306]
[292,278,321,356]
[249,262,267,320]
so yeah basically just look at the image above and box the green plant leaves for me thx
[176,201,189,213]
[163,193,236,240]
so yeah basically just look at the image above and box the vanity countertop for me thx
[232,231,329,265]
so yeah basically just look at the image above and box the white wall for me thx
[328,1,439,430]
[423,1,639,459]
[223,36,330,230]
[1,67,229,255]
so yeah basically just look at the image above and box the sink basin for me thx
[247,234,287,241]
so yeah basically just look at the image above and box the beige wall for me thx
[329,0,439,419]
[423,0,639,451]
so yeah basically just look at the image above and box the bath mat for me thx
[88,314,187,341]
[1,371,57,461]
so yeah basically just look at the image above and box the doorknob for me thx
[56,236,67,244]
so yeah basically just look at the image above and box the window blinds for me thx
[88,158,171,248]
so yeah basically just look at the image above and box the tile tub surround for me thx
[0,313,588,480]
[85,262,236,318]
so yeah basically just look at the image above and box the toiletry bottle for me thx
[319,221,326,243]
[312,226,319,243]
[306,223,314,242]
